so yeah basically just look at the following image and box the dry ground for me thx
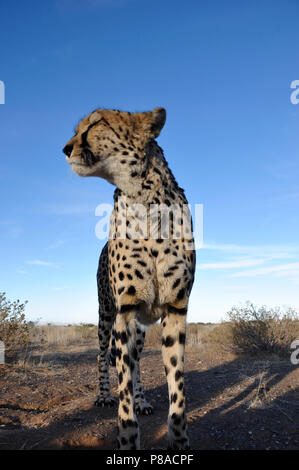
[0,324,298,450]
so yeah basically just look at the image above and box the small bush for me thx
[201,322,234,352]
[75,323,97,339]
[0,292,29,350]
[227,302,299,357]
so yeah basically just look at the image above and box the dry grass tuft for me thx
[29,323,97,347]
[144,321,229,351]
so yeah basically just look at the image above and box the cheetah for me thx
[63,107,196,450]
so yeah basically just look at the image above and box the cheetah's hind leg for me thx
[96,324,118,407]
[108,325,117,367]
[94,314,117,408]
[94,245,117,408]
[134,323,154,416]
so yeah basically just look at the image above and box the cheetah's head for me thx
[63,107,166,185]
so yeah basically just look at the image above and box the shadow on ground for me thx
[0,352,298,450]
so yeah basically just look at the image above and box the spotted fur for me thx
[63,107,196,450]
[94,243,152,415]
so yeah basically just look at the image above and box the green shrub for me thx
[227,302,299,357]
[0,292,29,349]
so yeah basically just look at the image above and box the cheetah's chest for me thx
[108,238,194,316]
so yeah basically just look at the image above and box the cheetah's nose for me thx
[63,144,73,157]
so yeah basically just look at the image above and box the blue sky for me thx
[0,0,299,324]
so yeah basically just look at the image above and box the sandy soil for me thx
[0,343,298,450]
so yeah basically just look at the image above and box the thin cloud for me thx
[271,191,299,202]
[202,242,299,255]
[200,259,267,270]
[16,269,28,275]
[230,262,299,278]
[0,221,24,239]
[199,243,299,283]
[27,259,59,268]
[10,227,24,239]
[273,269,299,278]
[47,239,66,249]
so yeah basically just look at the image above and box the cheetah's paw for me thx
[167,438,190,450]
[94,396,117,408]
[135,401,154,416]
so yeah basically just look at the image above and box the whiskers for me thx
[81,147,98,166]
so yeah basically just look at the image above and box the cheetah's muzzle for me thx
[81,147,98,167]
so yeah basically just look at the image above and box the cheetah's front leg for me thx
[161,308,189,450]
[115,313,140,450]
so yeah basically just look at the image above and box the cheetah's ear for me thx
[150,107,166,138]
[135,107,166,139]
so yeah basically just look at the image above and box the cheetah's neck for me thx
[113,141,187,208]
